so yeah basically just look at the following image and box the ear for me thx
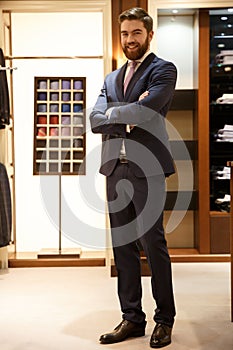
[149,30,154,42]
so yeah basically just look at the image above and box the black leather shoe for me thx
[150,323,172,348]
[99,319,146,344]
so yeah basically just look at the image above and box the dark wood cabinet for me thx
[209,13,233,253]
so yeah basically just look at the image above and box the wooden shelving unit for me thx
[209,13,233,253]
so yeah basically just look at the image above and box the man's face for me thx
[120,19,153,60]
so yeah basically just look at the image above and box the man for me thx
[90,7,176,348]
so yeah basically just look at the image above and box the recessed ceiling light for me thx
[221,16,228,21]
[218,43,225,48]
[227,8,233,13]
[228,24,232,28]
[172,10,178,14]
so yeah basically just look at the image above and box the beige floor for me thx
[0,263,232,350]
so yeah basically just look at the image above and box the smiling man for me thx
[90,7,177,348]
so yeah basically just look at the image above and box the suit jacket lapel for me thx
[124,53,156,100]
[113,53,156,102]
[115,63,127,101]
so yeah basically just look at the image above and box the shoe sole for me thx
[150,340,171,348]
[100,330,145,344]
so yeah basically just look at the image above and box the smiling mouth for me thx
[126,45,138,50]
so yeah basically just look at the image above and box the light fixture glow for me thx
[227,8,233,13]
[214,35,233,38]
[221,16,228,21]
[172,9,178,14]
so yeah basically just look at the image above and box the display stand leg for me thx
[37,175,81,259]
[59,173,62,254]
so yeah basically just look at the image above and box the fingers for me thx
[139,90,149,101]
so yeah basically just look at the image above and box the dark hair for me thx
[118,7,153,33]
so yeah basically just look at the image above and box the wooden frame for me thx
[33,76,86,175]
[227,161,233,321]
[197,10,211,253]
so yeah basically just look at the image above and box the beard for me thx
[122,35,149,60]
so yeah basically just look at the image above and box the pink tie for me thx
[124,61,137,94]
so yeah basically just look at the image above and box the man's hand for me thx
[139,90,149,101]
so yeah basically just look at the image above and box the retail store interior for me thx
[0,1,233,349]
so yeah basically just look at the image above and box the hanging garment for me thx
[0,163,12,247]
[0,48,10,129]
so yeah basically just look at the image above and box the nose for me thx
[126,34,135,43]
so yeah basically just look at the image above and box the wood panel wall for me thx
[111,0,147,70]
[197,10,210,253]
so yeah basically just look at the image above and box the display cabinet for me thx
[209,13,233,253]
[33,77,86,175]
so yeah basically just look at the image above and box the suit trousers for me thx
[107,161,176,327]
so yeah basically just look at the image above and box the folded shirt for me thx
[215,50,233,65]
[216,124,233,142]
[216,93,233,104]
[212,166,231,180]
[215,194,231,203]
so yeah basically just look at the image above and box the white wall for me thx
[12,12,107,252]
[156,15,195,89]
[11,12,103,57]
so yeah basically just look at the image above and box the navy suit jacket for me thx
[0,163,12,247]
[0,48,10,129]
[90,53,177,177]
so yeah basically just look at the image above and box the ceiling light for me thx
[221,16,228,21]
[227,8,233,13]
[218,44,225,48]
[172,10,178,14]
